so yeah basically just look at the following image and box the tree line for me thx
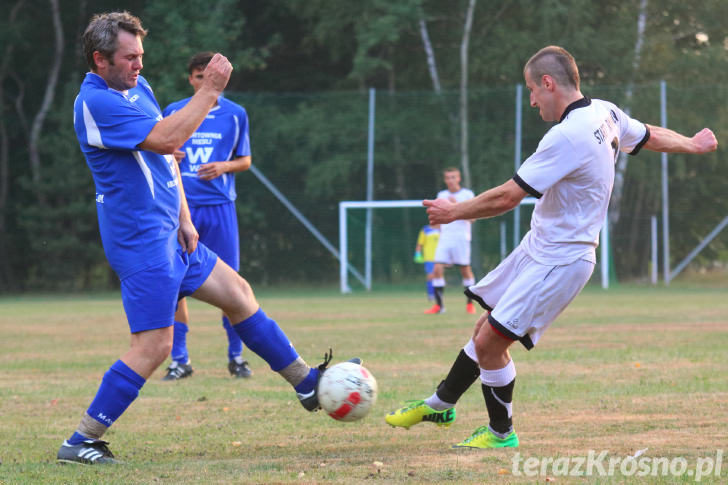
[1,0,726,291]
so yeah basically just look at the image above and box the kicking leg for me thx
[191,259,334,410]
[385,313,489,429]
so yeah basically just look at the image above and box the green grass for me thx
[1,283,727,483]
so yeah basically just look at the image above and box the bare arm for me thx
[424,179,528,225]
[197,155,252,181]
[643,125,717,154]
[139,54,232,154]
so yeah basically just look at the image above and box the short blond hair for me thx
[524,46,580,90]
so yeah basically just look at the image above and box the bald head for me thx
[524,46,580,91]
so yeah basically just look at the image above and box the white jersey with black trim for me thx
[437,188,475,241]
[513,97,649,265]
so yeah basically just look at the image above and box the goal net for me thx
[338,199,610,293]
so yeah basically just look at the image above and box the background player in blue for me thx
[58,11,352,465]
[161,52,253,381]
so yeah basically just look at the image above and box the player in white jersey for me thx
[386,45,717,448]
[425,167,477,315]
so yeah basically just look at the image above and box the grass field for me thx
[1,282,727,484]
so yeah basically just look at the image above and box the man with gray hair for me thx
[386,45,717,448]
[59,11,352,465]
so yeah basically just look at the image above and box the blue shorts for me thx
[189,202,239,271]
[424,261,435,275]
[120,242,218,333]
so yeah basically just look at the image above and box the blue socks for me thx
[222,316,244,361]
[171,321,189,364]
[232,308,298,371]
[294,368,319,394]
[69,360,145,444]
[68,431,90,445]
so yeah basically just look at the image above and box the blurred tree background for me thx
[1,0,726,291]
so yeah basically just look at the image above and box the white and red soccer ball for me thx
[318,362,378,422]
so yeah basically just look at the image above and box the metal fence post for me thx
[660,80,670,284]
[365,88,375,290]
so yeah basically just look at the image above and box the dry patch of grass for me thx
[1,285,726,483]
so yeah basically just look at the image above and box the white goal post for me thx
[338,198,610,293]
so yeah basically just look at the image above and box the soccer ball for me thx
[318,362,378,422]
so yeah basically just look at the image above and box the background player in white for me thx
[59,12,355,465]
[161,52,253,381]
[425,167,477,315]
[386,45,717,448]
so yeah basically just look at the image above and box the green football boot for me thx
[385,400,456,429]
[452,425,519,448]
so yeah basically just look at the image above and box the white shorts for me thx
[465,245,594,350]
[434,237,471,266]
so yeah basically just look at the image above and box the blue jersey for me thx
[74,73,181,280]
[163,96,250,206]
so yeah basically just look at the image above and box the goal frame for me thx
[338,198,610,293]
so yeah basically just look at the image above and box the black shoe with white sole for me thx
[57,439,119,465]
[162,361,193,381]
[228,360,253,378]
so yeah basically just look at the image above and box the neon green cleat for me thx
[385,400,456,429]
[452,425,519,448]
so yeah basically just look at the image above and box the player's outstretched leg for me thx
[386,340,480,429]
[229,308,359,410]
[192,259,359,411]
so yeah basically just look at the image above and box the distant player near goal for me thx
[386,45,717,448]
[425,167,477,315]
[413,223,440,301]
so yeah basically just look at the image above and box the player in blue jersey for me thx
[58,11,351,465]
[160,52,253,381]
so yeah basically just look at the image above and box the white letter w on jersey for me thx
[185,147,213,165]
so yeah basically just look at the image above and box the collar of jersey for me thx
[559,96,591,123]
